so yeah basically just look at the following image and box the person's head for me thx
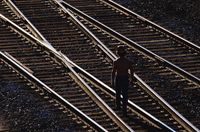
[116,45,126,57]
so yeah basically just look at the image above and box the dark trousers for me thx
[115,76,129,115]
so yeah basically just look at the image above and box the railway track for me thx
[0,15,128,131]
[1,0,198,131]
[0,6,176,131]
[0,53,94,131]
[1,0,200,131]
[55,0,200,129]
[60,0,200,78]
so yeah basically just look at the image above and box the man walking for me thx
[112,46,134,116]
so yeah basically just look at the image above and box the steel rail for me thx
[60,1,200,87]
[0,51,106,132]
[102,0,200,52]
[3,52,34,75]
[59,2,199,131]
[0,14,133,132]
